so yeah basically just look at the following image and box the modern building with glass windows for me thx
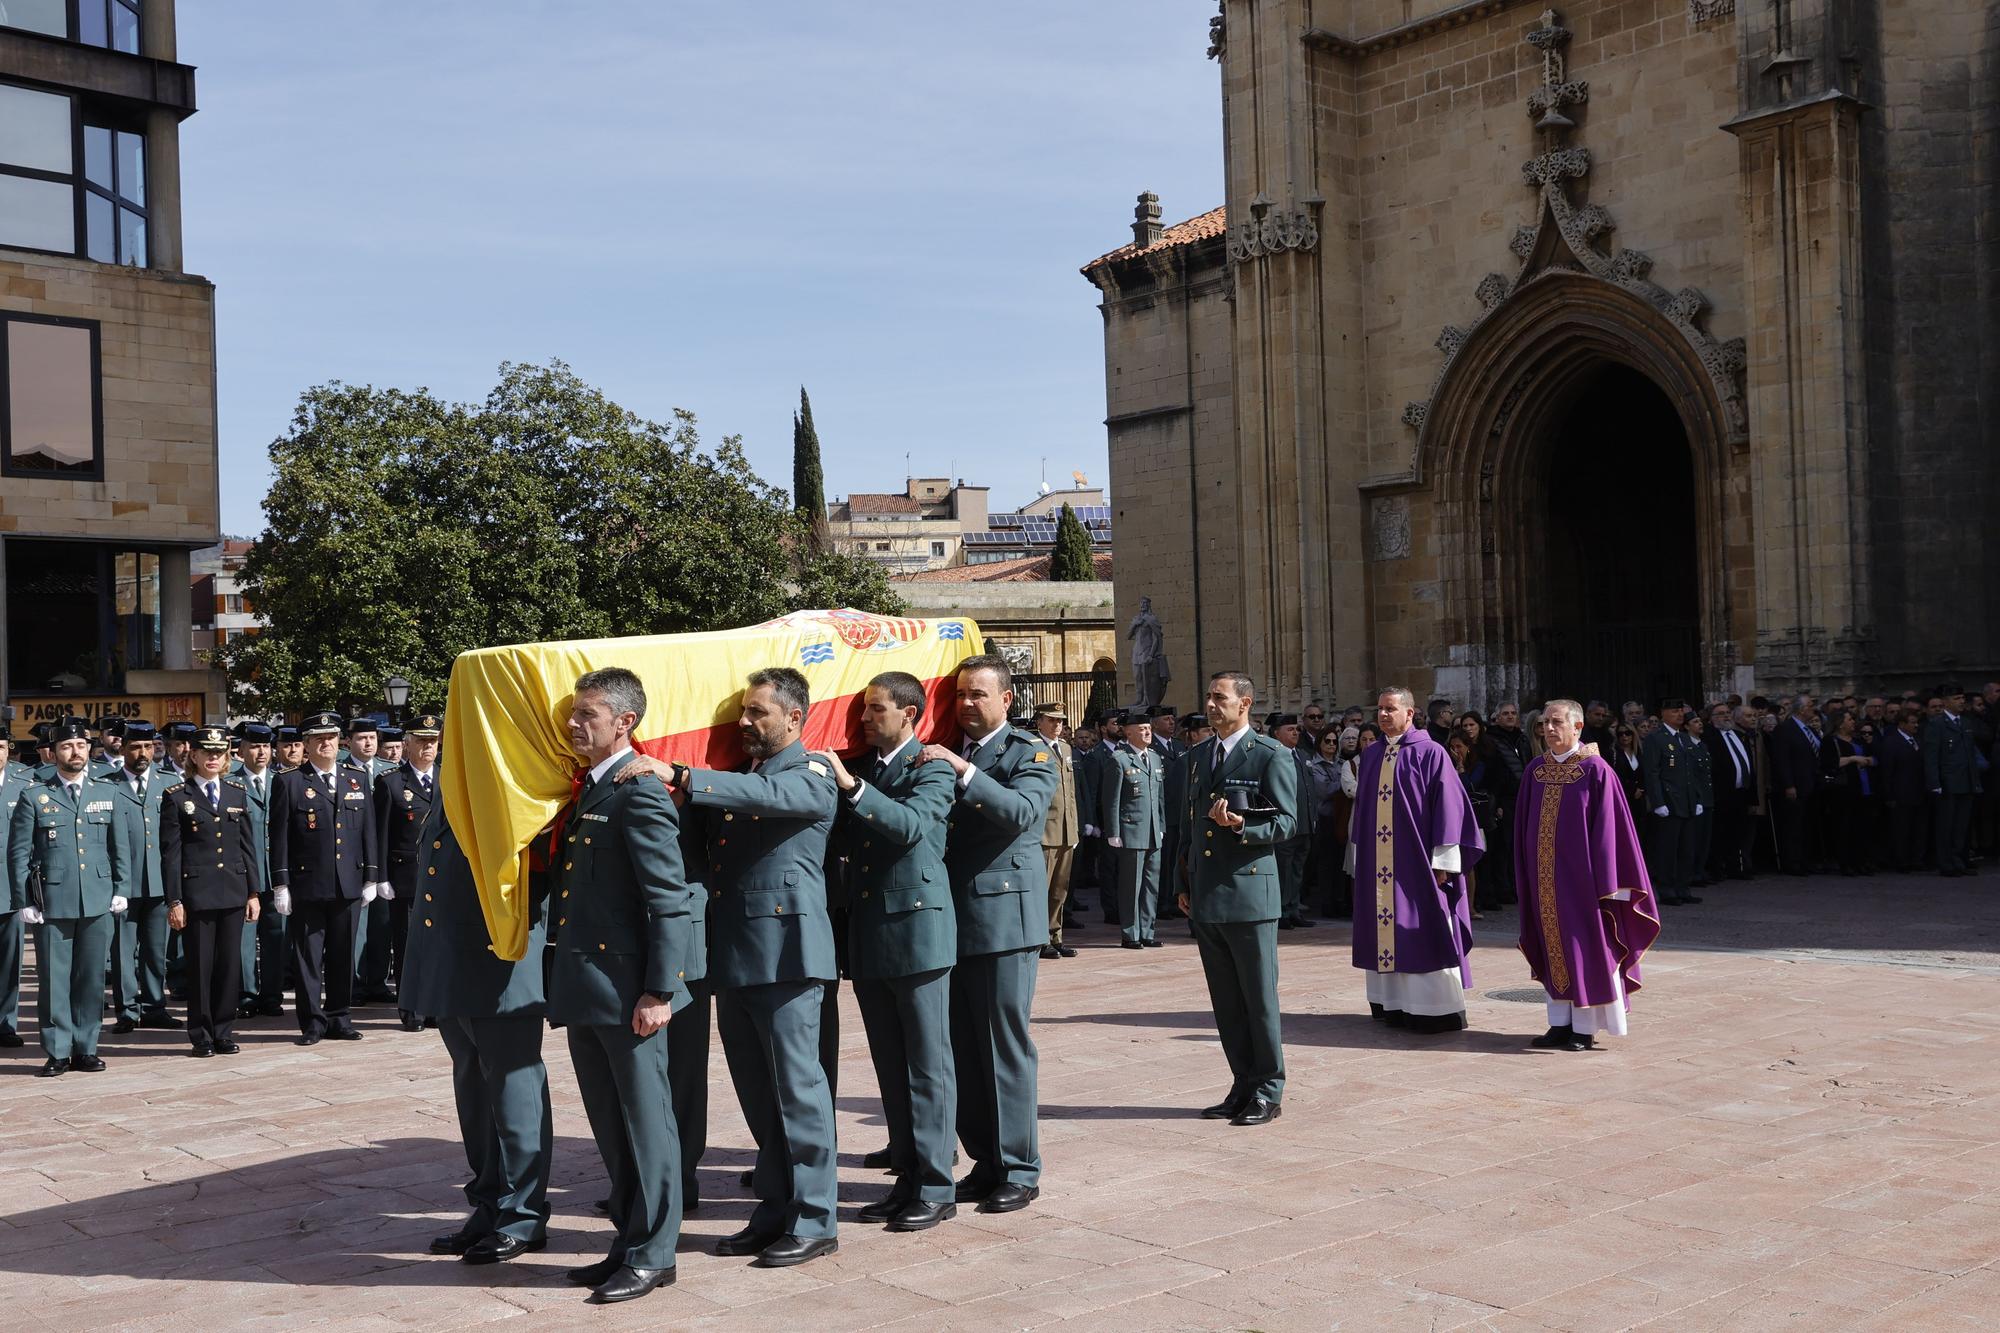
[0,0,219,737]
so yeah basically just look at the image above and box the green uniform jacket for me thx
[681,817,710,985]
[546,751,695,1026]
[1689,736,1714,808]
[685,740,839,989]
[228,763,273,889]
[1177,731,1298,923]
[833,740,957,980]
[400,801,548,1019]
[1100,742,1166,849]
[946,727,1060,957]
[9,776,129,918]
[1641,727,1701,816]
[1,769,31,909]
[1924,713,1980,795]
[109,770,173,900]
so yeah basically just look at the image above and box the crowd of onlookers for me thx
[1054,681,1995,935]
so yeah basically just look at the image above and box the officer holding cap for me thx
[163,725,263,1056]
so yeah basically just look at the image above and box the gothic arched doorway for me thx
[1528,364,1701,707]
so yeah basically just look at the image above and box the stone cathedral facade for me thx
[1084,0,2000,712]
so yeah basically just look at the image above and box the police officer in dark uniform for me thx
[162,725,263,1056]
[270,712,380,1045]
[373,713,443,1029]
[276,726,304,773]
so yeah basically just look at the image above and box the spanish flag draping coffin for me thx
[440,609,982,960]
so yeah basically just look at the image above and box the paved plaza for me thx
[1,873,1996,1330]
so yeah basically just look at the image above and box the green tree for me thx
[217,361,901,714]
[1049,503,1096,582]
[1086,671,1119,722]
[792,386,832,554]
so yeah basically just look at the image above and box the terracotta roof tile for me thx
[844,493,923,515]
[1082,206,1226,272]
[892,552,1114,584]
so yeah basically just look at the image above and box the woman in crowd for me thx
[1446,734,1497,919]
[1612,722,1646,816]
[1305,727,1352,918]
[1822,709,1877,876]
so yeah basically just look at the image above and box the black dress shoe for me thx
[111,1017,137,1034]
[1278,917,1297,930]
[1120,940,1144,950]
[1530,1024,1575,1049]
[1230,1098,1281,1127]
[980,1183,1039,1213]
[1682,894,1703,904]
[400,1012,420,1032]
[327,1027,363,1041]
[754,1234,838,1267]
[70,1053,106,1072]
[1055,944,1077,958]
[564,1256,621,1286]
[1141,938,1162,948]
[588,1264,674,1304]
[888,1200,956,1232]
[213,1040,241,1055]
[138,1012,184,1030]
[858,1191,915,1224]
[0,1028,21,1047]
[953,1175,999,1204]
[296,1033,322,1047]
[430,1228,484,1256]
[257,1000,285,1017]
[592,1197,610,1214]
[188,1045,214,1058]
[714,1226,781,1257]
[1565,1032,1598,1052]
[738,1168,754,1187]
[1288,915,1316,928]
[1039,944,1060,960]
[1404,1012,1469,1035]
[36,1057,65,1078]
[1200,1093,1249,1120]
[462,1232,546,1265]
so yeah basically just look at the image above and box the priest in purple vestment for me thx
[1346,687,1485,1034]
[1512,699,1662,1051]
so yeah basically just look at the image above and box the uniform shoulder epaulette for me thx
[223,776,247,789]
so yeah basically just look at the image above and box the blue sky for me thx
[175,2,1225,536]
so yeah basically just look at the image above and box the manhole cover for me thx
[1485,987,1548,1004]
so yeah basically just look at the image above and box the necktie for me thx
[66,782,79,803]
[1725,731,1747,786]
[206,781,220,809]
[254,776,265,800]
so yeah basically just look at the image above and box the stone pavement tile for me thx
[1750,1251,1952,1312]
[869,1292,1053,1331]
[1832,1202,2000,1275]
[1042,1289,1246,1331]
[1853,1262,2000,1330]
[1001,1252,1223,1322]
[1629,1285,1865,1331]
[689,1274,950,1330]
[1403,1225,1640,1311]
[1509,1275,1695,1331]
[1095,1197,1289,1250]
[873,1239,1100,1305]
[1619,1169,1847,1233]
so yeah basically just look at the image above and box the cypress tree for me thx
[1049,503,1095,582]
[792,386,831,553]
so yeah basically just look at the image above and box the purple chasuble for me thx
[1511,753,1662,1007]
[1347,728,1486,983]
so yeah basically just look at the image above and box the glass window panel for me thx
[110,0,138,52]
[85,191,114,261]
[0,0,67,37]
[79,0,106,46]
[0,174,76,252]
[6,320,96,472]
[84,125,113,188]
[0,83,73,173]
[117,207,144,265]
[115,130,143,204]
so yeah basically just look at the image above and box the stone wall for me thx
[0,253,218,544]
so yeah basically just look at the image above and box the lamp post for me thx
[383,674,412,725]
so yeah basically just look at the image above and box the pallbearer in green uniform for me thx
[922,654,1059,1214]
[1175,671,1297,1127]
[656,667,842,1269]
[551,669,694,1306]
[9,718,130,1077]
[161,726,262,1056]
[817,671,960,1233]
[108,720,181,1033]
[230,723,283,1018]
[0,733,31,1048]
[1102,711,1167,949]
[400,746,554,1268]
[664,823,711,1213]
[1639,698,1704,906]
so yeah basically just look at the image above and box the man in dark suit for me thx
[670,667,841,1268]
[373,713,443,1029]
[1766,696,1826,875]
[550,668,693,1304]
[270,712,380,1045]
[161,725,262,1057]
[1877,707,1929,872]
[1702,704,1757,880]
[819,670,960,1232]
[1175,671,1296,1125]
[1926,684,1979,876]
[1640,698,1703,906]
[923,654,1059,1215]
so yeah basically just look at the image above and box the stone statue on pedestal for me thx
[1128,596,1171,710]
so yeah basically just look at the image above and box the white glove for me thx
[376,882,396,902]
[1694,804,1704,816]
[1107,836,1124,849]
[273,887,292,917]
[1083,824,1100,838]
[1653,806,1669,818]
[21,906,43,925]
[361,884,377,905]
[110,895,129,914]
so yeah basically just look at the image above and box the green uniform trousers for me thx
[1116,845,1161,945]
[238,906,287,1005]
[0,909,21,1034]
[567,1022,680,1269]
[854,968,956,1203]
[1192,919,1285,1104]
[718,979,838,1240]
[665,980,711,1208]
[110,897,171,1020]
[950,946,1041,1189]
[37,914,114,1060]
[439,1016,552,1242]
